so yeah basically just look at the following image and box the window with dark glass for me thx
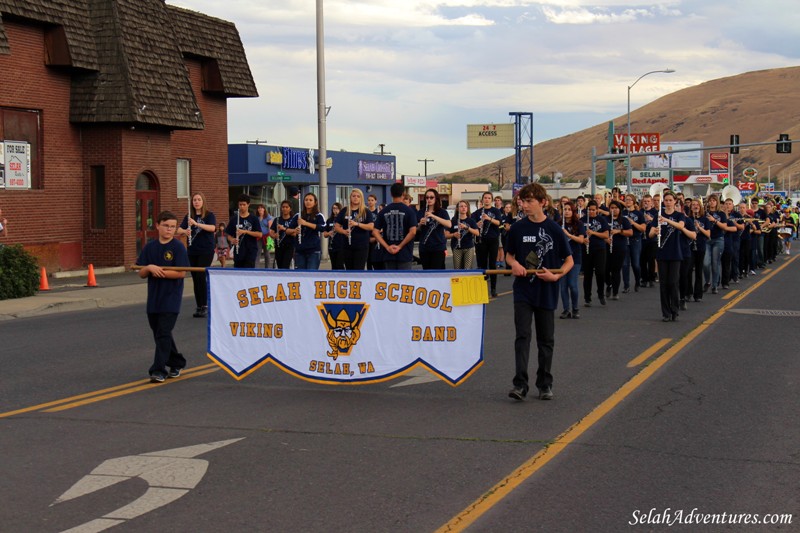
[90,165,106,229]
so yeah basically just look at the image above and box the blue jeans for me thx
[560,262,581,312]
[703,236,724,288]
[623,237,642,288]
[294,250,321,270]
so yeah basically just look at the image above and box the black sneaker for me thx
[538,387,554,400]
[703,283,710,293]
[611,294,619,300]
[721,284,729,290]
[192,307,203,318]
[711,287,718,294]
[679,300,687,311]
[571,309,580,319]
[150,373,166,384]
[622,287,630,294]
[491,290,498,298]
[584,300,592,307]
[606,286,612,297]
[168,368,182,379]
[559,310,572,319]
[508,387,526,401]
[634,283,640,292]
[599,297,606,306]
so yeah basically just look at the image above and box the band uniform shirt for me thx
[226,212,261,263]
[679,215,696,258]
[335,208,375,250]
[137,238,189,314]
[271,216,296,250]
[450,216,478,250]
[564,219,586,265]
[609,216,632,252]
[585,216,610,252]
[470,206,504,240]
[288,213,326,253]
[416,207,450,252]
[649,210,685,261]
[707,210,728,240]
[373,202,418,263]
[624,208,645,241]
[506,217,572,310]
[181,212,217,256]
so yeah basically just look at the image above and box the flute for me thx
[609,220,614,255]
[234,211,240,256]
[585,217,590,254]
[295,213,302,245]
[187,213,193,247]
[456,220,464,249]
[348,212,354,246]
[657,209,663,249]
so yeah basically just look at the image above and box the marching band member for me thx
[648,191,687,321]
[416,188,451,270]
[372,182,418,270]
[640,194,658,288]
[335,189,375,270]
[225,194,262,269]
[764,201,780,262]
[677,200,698,311]
[721,197,744,288]
[506,183,574,402]
[582,200,610,307]
[622,194,645,292]
[178,192,216,318]
[687,199,710,302]
[324,202,345,270]
[750,197,766,267]
[445,200,479,269]
[367,193,380,270]
[605,200,632,300]
[270,200,296,269]
[288,193,326,270]
[702,194,729,294]
[471,191,504,297]
[737,202,753,277]
[559,201,586,319]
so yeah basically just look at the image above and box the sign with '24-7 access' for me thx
[613,133,660,153]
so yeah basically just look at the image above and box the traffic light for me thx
[777,134,791,154]
[730,134,739,154]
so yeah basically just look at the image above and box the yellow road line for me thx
[722,289,739,300]
[436,254,797,533]
[626,338,671,368]
[0,364,217,419]
[43,368,219,412]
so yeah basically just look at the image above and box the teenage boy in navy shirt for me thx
[136,211,190,383]
[372,182,417,270]
[506,183,574,402]
[226,194,262,268]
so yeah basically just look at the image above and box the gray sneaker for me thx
[168,368,182,379]
[538,387,554,400]
[150,373,166,384]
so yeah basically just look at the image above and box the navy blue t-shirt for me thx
[728,211,743,242]
[624,208,645,241]
[271,216,296,250]
[691,215,710,251]
[289,212,326,253]
[471,207,504,240]
[609,216,631,252]
[417,207,450,252]
[136,237,189,314]
[450,216,478,250]
[585,216,610,251]
[506,217,572,310]
[650,210,685,261]
[679,216,696,258]
[226,212,261,263]
[335,208,374,249]
[706,210,728,239]
[325,216,346,251]
[181,211,217,256]
[374,202,418,263]
[563,220,586,265]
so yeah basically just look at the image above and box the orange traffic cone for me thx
[39,266,50,291]
[86,264,98,287]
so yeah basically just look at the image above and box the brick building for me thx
[0,0,257,271]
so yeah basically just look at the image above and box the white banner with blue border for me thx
[207,269,486,385]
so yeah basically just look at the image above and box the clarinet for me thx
[187,213,193,247]
[348,211,354,246]
[657,209,663,249]
[585,217,591,254]
[422,208,437,247]
[234,212,240,256]
[609,219,614,255]
[691,216,698,251]
[294,213,302,245]
[456,219,464,249]
[478,208,490,243]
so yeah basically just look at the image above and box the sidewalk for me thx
[0,257,334,321]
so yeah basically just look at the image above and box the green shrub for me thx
[0,244,40,300]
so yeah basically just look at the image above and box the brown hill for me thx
[449,66,800,191]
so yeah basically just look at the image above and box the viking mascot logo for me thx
[317,303,369,360]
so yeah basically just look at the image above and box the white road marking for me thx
[53,438,244,532]
[390,367,440,387]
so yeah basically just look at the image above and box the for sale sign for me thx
[2,141,30,189]
[612,133,660,153]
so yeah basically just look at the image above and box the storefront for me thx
[228,144,396,216]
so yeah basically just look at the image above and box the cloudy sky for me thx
[172,0,799,176]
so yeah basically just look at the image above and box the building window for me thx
[336,185,352,207]
[177,159,190,198]
[0,107,42,189]
[90,166,106,229]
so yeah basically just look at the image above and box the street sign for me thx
[709,152,729,174]
[742,167,758,179]
[613,133,660,153]
[466,124,515,149]
[269,171,292,182]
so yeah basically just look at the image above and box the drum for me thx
[777,227,792,239]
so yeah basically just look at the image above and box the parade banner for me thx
[207,269,486,385]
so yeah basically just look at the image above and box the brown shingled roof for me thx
[0,0,257,130]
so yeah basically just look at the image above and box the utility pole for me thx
[418,158,434,176]
[375,144,391,155]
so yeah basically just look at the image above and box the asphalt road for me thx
[1,257,798,532]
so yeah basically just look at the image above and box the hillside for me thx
[448,66,800,190]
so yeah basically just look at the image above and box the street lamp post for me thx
[626,69,675,191]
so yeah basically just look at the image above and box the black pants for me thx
[605,247,625,295]
[330,249,345,270]
[275,245,294,269]
[475,238,499,292]
[765,232,778,261]
[688,247,706,300]
[513,301,554,395]
[721,249,732,286]
[739,239,751,274]
[657,259,681,319]
[147,312,185,378]
[679,256,693,301]
[188,252,213,307]
[583,248,606,301]
[641,240,657,283]
[343,246,369,270]
[420,250,446,270]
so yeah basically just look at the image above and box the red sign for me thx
[709,152,729,174]
[612,133,660,153]
[737,181,758,192]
